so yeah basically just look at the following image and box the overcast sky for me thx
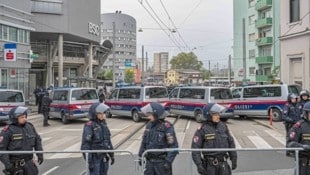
[101,0,233,69]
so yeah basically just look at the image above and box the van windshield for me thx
[210,89,232,99]
[72,89,98,101]
[145,87,168,99]
[0,91,24,102]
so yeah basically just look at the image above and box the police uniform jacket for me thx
[138,120,178,163]
[191,121,237,166]
[283,103,301,124]
[0,123,43,166]
[288,119,310,157]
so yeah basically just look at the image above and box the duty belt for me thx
[146,153,167,160]
[11,157,33,167]
[204,155,228,166]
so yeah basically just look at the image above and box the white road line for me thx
[42,166,59,175]
[248,135,272,148]
[42,137,52,142]
[229,132,242,149]
[265,130,285,145]
[186,120,191,130]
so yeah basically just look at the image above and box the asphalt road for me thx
[0,114,297,175]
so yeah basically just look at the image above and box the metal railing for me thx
[0,147,305,175]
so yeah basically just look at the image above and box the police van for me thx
[168,86,235,122]
[104,86,169,122]
[0,89,25,123]
[231,84,301,121]
[49,87,99,124]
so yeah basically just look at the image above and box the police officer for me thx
[81,103,114,175]
[41,92,52,127]
[98,88,105,103]
[0,106,43,175]
[288,101,310,174]
[283,94,301,153]
[37,89,45,114]
[192,103,237,175]
[299,90,310,111]
[138,102,178,175]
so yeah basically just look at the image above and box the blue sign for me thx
[4,43,17,61]
[4,43,16,49]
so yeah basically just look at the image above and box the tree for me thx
[268,66,280,84]
[124,68,135,83]
[170,52,203,70]
[202,68,212,80]
[104,69,113,80]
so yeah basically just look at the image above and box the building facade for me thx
[101,12,137,82]
[154,52,169,73]
[279,0,310,89]
[233,0,280,84]
[0,0,33,97]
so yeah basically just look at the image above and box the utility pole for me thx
[112,22,116,88]
[228,55,232,86]
[146,52,148,72]
[242,18,247,83]
[141,45,144,84]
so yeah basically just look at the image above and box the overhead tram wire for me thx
[143,0,185,50]
[178,0,203,27]
[159,0,190,50]
[137,0,184,51]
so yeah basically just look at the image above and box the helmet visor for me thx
[14,106,28,117]
[209,104,227,114]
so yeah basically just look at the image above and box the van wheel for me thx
[61,113,68,124]
[271,108,282,121]
[239,115,247,119]
[132,110,141,122]
[106,110,112,118]
[194,110,203,123]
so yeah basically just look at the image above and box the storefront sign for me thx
[4,43,17,61]
[88,22,100,36]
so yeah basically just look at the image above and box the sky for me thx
[101,0,233,70]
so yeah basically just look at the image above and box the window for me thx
[249,49,256,58]
[232,88,242,98]
[249,15,255,25]
[243,86,281,98]
[2,25,8,40]
[0,91,24,102]
[248,0,256,8]
[210,88,232,99]
[288,85,300,94]
[118,88,140,99]
[108,89,118,99]
[53,91,68,101]
[290,0,300,23]
[249,67,256,75]
[71,89,98,101]
[31,0,63,14]
[249,33,256,42]
[179,88,205,99]
[261,46,272,56]
[145,87,168,99]
[169,89,179,98]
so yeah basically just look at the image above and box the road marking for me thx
[48,142,82,159]
[265,130,285,145]
[186,120,191,130]
[230,132,242,148]
[42,137,52,142]
[42,166,59,175]
[248,135,272,148]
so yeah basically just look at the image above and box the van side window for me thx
[145,88,168,99]
[288,86,299,94]
[169,89,178,98]
[179,88,205,99]
[0,91,24,102]
[119,89,140,99]
[72,89,98,101]
[210,89,232,99]
[53,91,68,101]
[244,87,281,98]
[232,89,241,98]
[109,89,118,99]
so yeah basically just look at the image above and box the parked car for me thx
[0,89,25,123]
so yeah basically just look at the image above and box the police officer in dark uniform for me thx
[192,103,237,175]
[0,106,43,175]
[37,89,45,114]
[283,94,301,154]
[138,102,178,175]
[298,90,310,111]
[41,92,52,127]
[81,103,114,175]
[288,101,310,175]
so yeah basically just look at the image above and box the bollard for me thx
[269,108,273,126]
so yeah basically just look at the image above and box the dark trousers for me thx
[89,155,109,175]
[43,111,49,125]
[6,160,38,175]
[145,161,172,175]
[200,160,231,175]
[299,158,310,175]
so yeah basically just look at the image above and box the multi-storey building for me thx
[101,12,137,82]
[233,0,280,85]
[279,0,310,89]
[154,52,169,73]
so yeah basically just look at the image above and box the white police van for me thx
[231,84,301,121]
[49,87,99,124]
[104,86,169,122]
[0,89,25,123]
[168,86,235,122]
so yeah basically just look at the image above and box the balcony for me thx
[256,37,273,46]
[255,0,272,11]
[255,18,272,28]
[255,56,273,64]
[256,75,271,82]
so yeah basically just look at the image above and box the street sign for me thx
[4,43,17,61]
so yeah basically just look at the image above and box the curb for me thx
[252,119,274,130]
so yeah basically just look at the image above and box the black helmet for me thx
[8,106,28,124]
[202,103,226,121]
[88,103,110,120]
[303,102,310,121]
[287,93,298,102]
[300,90,310,98]
[141,102,168,120]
